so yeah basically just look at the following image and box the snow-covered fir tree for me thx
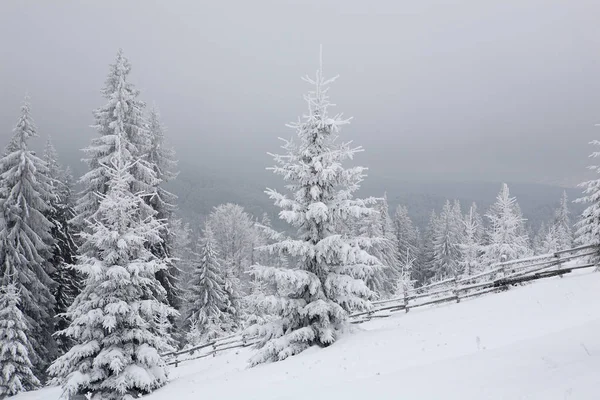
[355,196,398,298]
[0,99,57,373]
[418,210,439,285]
[459,203,483,277]
[533,221,548,255]
[207,203,256,290]
[554,191,573,251]
[48,142,176,399]
[183,226,234,344]
[539,224,560,254]
[248,55,384,366]
[146,106,180,310]
[393,204,420,284]
[482,183,531,267]
[73,49,156,239]
[0,283,40,397]
[432,200,463,279]
[43,138,80,353]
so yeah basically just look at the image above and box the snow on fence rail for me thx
[162,245,598,366]
[350,244,598,323]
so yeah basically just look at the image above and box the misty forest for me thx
[1,3,600,399]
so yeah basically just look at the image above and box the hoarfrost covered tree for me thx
[0,283,40,397]
[554,191,573,251]
[533,221,548,255]
[459,203,483,277]
[0,99,57,372]
[43,139,80,352]
[539,224,560,255]
[432,200,463,279]
[48,143,176,399]
[355,196,398,298]
[482,183,530,267]
[248,54,384,366]
[146,106,181,310]
[183,227,234,344]
[418,210,439,285]
[393,204,420,284]
[73,49,156,240]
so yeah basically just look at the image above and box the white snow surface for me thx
[19,270,600,399]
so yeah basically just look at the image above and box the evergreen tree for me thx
[554,191,573,251]
[459,203,483,276]
[183,227,233,344]
[146,106,180,310]
[432,200,463,279]
[73,49,156,239]
[0,283,40,397]
[43,139,80,353]
[539,224,560,254]
[482,183,530,267]
[533,221,548,255]
[393,205,419,274]
[0,98,57,373]
[418,210,439,285]
[48,143,176,399]
[248,55,384,366]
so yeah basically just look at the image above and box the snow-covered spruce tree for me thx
[533,221,548,255]
[539,224,560,255]
[43,138,81,353]
[482,183,531,267]
[554,191,573,251]
[418,210,439,285]
[146,106,181,310]
[207,203,256,290]
[574,134,600,265]
[0,282,41,397]
[48,147,177,399]
[248,57,384,366]
[354,197,397,298]
[183,227,234,345]
[0,99,57,373]
[73,49,156,239]
[458,203,483,277]
[432,200,463,279]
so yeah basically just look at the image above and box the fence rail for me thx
[163,245,598,366]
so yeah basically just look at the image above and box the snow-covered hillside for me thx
[19,271,600,400]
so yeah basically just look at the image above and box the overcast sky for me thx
[1,0,599,187]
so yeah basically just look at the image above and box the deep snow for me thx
[17,270,600,399]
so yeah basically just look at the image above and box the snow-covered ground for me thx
[19,270,600,400]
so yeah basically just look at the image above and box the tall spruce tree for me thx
[146,106,180,310]
[0,99,57,373]
[0,283,40,397]
[43,138,80,353]
[183,227,234,344]
[482,183,530,267]
[432,200,463,279]
[458,203,483,276]
[48,138,176,400]
[248,54,384,366]
[554,191,573,251]
[73,49,156,239]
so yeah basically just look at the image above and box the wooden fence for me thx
[163,244,598,366]
[350,244,598,323]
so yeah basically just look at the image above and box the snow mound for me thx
[18,271,600,400]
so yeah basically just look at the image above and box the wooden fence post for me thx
[212,343,217,357]
[404,289,409,313]
[555,252,563,278]
[453,277,460,303]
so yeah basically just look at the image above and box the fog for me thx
[1,0,600,186]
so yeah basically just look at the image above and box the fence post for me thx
[453,277,460,303]
[212,343,217,357]
[555,252,563,278]
[404,289,409,313]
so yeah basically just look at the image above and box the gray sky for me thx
[1,0,599,187]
